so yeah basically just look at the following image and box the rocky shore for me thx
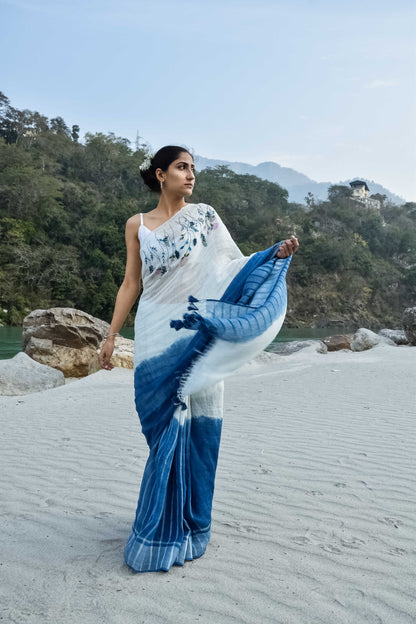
[1,305,415,396]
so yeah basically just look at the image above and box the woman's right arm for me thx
[99,217,142,370]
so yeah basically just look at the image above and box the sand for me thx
[0,344,415,624]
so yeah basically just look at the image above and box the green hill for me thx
[1,92,415,328]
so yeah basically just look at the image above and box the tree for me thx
[304,191,316,208]
[71,125,80,142]
[327,184,352,203]
[370,192,387,206]
[50,116,70,137]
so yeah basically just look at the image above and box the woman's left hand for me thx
[277,235,299,258]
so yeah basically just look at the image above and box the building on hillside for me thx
[350,180,369,198]
[349,180,380,210]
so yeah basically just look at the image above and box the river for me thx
[0,325,356,360]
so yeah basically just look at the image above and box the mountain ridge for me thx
[194,155,406,205]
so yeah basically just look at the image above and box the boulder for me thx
[268,340,327,356]
[22,307,134,377]
[402,307,416,345]
[0,352,65,396]
[350,328,395,352]
[322,334,354,351]
[23,307,109,349]
[378,329,409,346]
[253,350,280,365]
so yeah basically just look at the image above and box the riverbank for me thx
[0,344,415,623]
[0,325,359,360]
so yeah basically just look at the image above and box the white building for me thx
[349,180,380,210]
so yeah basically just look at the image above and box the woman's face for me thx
[163,152,195,197]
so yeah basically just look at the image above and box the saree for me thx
[124,202,292,573]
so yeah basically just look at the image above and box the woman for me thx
[99,145,298,573]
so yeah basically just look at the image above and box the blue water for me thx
[0,325,355,360]
[0,327,23,359]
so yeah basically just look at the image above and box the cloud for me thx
[366,79,397,89]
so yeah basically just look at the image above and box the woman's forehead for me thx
[173,153,194,164]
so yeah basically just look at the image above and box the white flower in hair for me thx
[139,154,153,171]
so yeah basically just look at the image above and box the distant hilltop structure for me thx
[349,180,380,210]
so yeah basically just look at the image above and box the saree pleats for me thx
[125,385,223,572]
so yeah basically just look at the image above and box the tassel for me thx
[188,295,199,303]
[187,302,198,311]
[183,313,202,330]
[170,319,184,331]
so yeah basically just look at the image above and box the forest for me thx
[0,91,415,329]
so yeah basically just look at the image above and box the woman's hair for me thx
[140,145,194,193]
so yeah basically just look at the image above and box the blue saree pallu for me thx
[124,203,292,572]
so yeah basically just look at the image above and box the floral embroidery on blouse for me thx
[142,205,218,276]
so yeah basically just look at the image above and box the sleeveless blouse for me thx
[138,212,151,244]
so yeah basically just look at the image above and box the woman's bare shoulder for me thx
[125,215,142,244]
[126,213,141,226]
[126,214,144,236]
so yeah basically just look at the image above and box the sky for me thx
[1,0,416,201]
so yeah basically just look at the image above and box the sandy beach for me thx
[1,344,415,624]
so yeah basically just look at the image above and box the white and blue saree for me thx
[124,203,291,572]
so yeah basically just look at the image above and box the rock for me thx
[253,350,281,365]
[322,334,353,351]
[378,329,409,346]
[22,307,134,377]
[402,307,416,345]
[268,340,327,356]
[23,307,109,350]
[0,352,65,396]
[350,328,395,352]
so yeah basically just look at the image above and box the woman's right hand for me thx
[277,235,299,258]
[99,338,115,370]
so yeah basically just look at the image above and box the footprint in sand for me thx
[340,537,365,549]
[388,547,406,556]
[337,456,352,466]
[292,536,312,545]
[319,543,342,554]
[223,521,259,534]
[251,466,272,474]
[358,480,373,490]
[378,517,402,528]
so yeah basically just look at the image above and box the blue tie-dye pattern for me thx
[174,254,290,342]
[124,242,292,572]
